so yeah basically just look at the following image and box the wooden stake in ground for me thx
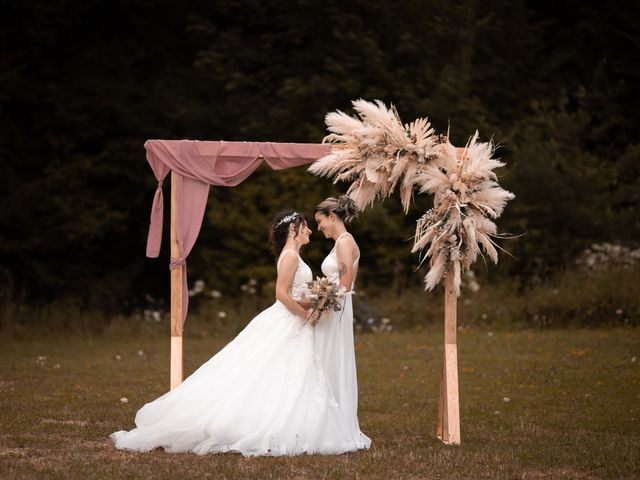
[436,271,461,445]
[170,171,183,389]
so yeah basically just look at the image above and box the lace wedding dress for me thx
[314,232,371,450]
[110,250,368,456]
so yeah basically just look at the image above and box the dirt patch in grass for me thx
[40,419,89,427]
[520,468,602,479]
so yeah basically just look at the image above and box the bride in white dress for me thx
[311,195,371,450]
[110,210,369,456]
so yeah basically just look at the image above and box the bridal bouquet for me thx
[305,277,342,326]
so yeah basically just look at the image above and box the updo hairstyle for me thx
[314,195,359,224]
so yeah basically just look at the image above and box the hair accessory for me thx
[275,212,299,228]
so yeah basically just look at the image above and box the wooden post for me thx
[436,347,445,440]
[436,272,461,444]
[170,171,183,389]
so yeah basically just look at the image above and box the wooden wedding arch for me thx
[143,138,463,445]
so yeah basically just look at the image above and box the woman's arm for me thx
[335,239,355,291]
[296,294,312,309]
[275,253,311,319]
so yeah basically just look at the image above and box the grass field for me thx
[1,327,638,479]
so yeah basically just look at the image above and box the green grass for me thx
[1,327,638,479]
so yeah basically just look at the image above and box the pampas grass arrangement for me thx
[411,133,515,295]
[308,99,439,213]
[309,100,514,295]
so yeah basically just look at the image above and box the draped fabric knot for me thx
[144,139,331,326]
[170,256,186,270]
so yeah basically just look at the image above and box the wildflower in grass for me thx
[377,317,393,333]
[210,290,222,299]
[120,397,128,403]
[576,243,640,271]
[193,279,205,294]
[115,355,122,360]
[137,350,144,356]
[218,311,227,318]
[503,397,510,402]
[464,270,480,292]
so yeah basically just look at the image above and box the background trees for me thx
[1,0,638,311]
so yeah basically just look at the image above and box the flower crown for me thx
[275,212,299,228]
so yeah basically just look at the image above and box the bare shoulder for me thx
[337,232,358,247]
[336,234,359,257]
[277,250,299,271]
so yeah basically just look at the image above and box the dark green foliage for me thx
[0,1,638,313]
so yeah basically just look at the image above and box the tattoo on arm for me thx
[338,262,348,278]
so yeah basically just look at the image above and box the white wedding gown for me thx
[314,232,371,449]
[110,249,370,456]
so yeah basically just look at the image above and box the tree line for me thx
[1,0,638,311]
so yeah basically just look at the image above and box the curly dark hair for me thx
[268,210,308,257]
[314,195,359,224]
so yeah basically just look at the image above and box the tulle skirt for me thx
[110,300,370,456]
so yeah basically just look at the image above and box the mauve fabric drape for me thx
[144,139,331,325]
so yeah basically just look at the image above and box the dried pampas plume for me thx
[411,132,515,295]
[309,100,515,296]
[308,99,438,213]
